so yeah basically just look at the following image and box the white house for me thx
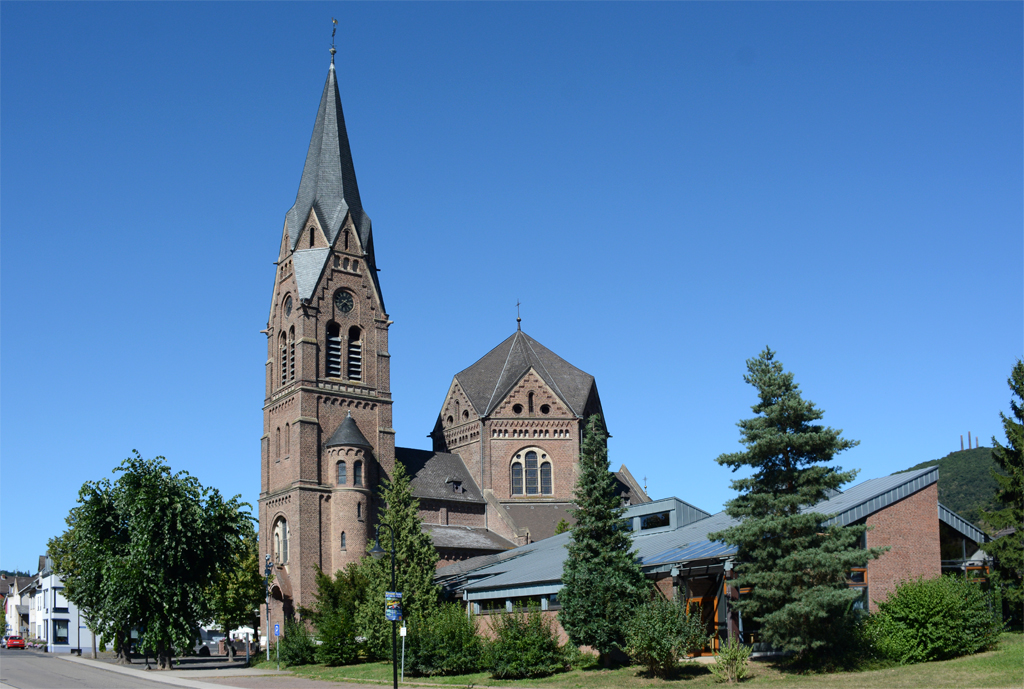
[33,556,96,653]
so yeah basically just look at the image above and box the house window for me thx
[327,323,342,378]
[641,512,670,530]
[347,327,362,380]
[337,461,347,485]
[52,619,69,645]
[273,518,289,564]
[354,460,363,486]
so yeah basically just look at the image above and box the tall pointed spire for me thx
[284,59,382,308]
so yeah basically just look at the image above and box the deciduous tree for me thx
[49,451,250,668]
[207,519,264,658]
[709,348,884,661]
[559,414,649,665]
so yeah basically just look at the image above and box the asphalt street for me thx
[0,648,179,689]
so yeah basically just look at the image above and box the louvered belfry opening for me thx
[288,327,296,381]
[279,333,288,387]
[347,326,362,380]
[327,323,342,377]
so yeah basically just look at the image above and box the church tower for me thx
[259,57,393,632]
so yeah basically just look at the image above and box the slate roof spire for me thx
[285,59,383,307]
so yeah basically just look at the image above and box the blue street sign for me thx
[274,623,280,637]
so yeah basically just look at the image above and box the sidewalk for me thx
[57,653,292,689]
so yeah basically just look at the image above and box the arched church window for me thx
[273,518,289,564]
[344,229,350,251]
[288,327,296,381]
[511,462,523,496]
[541,461,552,495]
[275,427,281,459]
[356,502,362,519]
[528,392,534,414]
[284,296,292,317]
[326,323,342,378]
[462,410,469,421]
[354,460,363,487]
[525,451,539,495]
[341,532,347,550]
[309,226,315,248]
[347,327,362,381]
[337,461,347,485]
[284,423,290,455]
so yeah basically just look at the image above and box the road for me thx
[0,649,180,689]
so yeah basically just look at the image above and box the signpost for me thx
[400,625,407,682]
[275,623,280,671]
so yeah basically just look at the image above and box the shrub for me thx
[625,598,711,676]
[865,575,1002,664]
[485,604,566,679]
[314,609,359,666]
[276,618,316,667]
[405,603,483,676]
[709,637,751,684]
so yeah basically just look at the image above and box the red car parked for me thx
[5,635,26,649]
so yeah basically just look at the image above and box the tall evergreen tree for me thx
[559,414,649,665]
[708,348,884,660]
[354,460,440,660]
[985,359,1024,618]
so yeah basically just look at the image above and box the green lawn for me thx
[253,632,1022,689]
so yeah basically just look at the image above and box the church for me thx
[259,57,648,628]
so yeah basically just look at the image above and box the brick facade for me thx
[865,482,941,611]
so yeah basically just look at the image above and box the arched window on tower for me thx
[340,532,347,550]
[273,518,289,564]
[288,327,296,381]
[347,326,362,380]
[284,423,290,455]
[353,460,363,487]
[528,392,534,414]
[326,323,342,378]
[279,332,288,387]
[275,427,281,459]
[309,227,315,248]
[337,461,347,485]
[356,502,362,519]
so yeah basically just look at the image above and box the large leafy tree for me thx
[985,359,1024,619]
[709,348,884,661]
[559,414,650,665]
[49,451,250,669]
[207,519,264,658]
[354,460,440,660]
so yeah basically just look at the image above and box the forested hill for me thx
[899,447,1002,529]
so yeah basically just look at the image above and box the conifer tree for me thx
[559,414,649,664]
[709,348,884,661]
[354,460,440,660]
[985,359,1024,617]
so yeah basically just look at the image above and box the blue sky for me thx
[2,3,1020,573]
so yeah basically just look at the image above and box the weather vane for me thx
[516,299,522,330]
[331,18,338,63]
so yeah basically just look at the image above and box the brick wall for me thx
[865,482,940,611]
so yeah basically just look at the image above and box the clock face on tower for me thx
[334,290,354,313]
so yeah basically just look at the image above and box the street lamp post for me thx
[370,524,398,689]
[264,554,273,662]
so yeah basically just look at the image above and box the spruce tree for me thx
[354,460,440,660]
[559,414,649,664]
[708,348,884,661]
[985,360,1024,619]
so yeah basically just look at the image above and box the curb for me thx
[57,654,291,689]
